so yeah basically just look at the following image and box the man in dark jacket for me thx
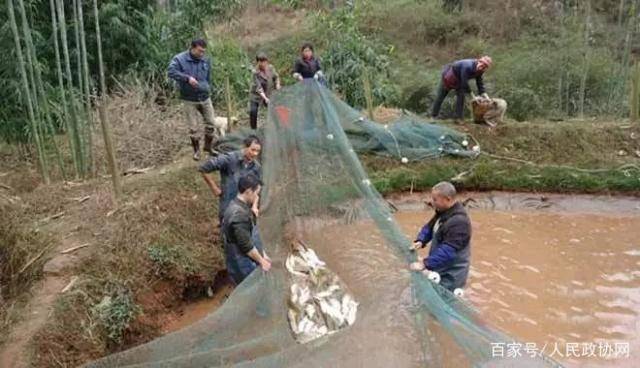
[409,181,472,292]
[222,174,271,284]
[168,39,217,160]
[431,56,492,122]
[199,135,262,223]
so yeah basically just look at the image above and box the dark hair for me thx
[191,39,207,48]
[300,42,314,53]
[238,174,262,194]
[256,52,268,62]
[243,134,261,147]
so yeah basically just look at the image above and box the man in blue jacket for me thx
[409,181,472,292]
[199,135,262,224]
[431,56,492,123]
[168,39,216,160]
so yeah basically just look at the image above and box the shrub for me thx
[491,34,622,120]
[313,8,399,107]
[148,243,197,279]
[205,37,252,109]
[92,287,140,345]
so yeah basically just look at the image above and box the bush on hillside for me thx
[314,9,399,107]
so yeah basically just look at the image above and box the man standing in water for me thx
[431,56,492,123]
[222,174,271,284]
[168,39,217,160]
[199,135,262,224]
[409,181,472,292]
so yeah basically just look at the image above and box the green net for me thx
[215,103,476,161]
[85,82,561,367]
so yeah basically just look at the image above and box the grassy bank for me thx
[366,120,640,195]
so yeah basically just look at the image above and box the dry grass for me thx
[0,144,42,196]
[30,163,224,367]
[214,3,308,50]
[0,202,53,347]
[92,81,186,175]
[371,106,402,123]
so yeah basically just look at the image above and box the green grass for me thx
[365,120,640,194]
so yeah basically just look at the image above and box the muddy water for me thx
[302,217,469,368]
[397,209,640,367]
[302,193,640,367]
[169,193,640,367]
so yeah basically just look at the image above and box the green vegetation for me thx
[4,0,639,156]
[1,1,640,367]
[354,0,637,120]
[366,120,640,194]
[1,0,244,182]
[148,243,197,279]
[92,287,140,345]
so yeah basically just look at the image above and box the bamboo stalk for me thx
[618,0,627,27]
[7,0,49,184]
[72,0,89,176]
[631,62,640,122]
[72,0,83,94]
[93,0,122,200]
[50,0,76,177]
[17,0,67,180]
[362,68,374,119]
[578,0,591,119]
[621,2,637,113]
[57,0,85,176]
[77,0,94,176]
[225,76,233,133]
[14,0,48,171]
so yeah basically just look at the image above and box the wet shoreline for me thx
[387,191,640,215]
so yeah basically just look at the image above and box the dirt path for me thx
[0,154,196,367]
[0,276,66,368]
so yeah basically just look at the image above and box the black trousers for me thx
[431,81,465,119]
[249,100,261,130]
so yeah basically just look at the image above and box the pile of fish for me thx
[285,243,358,344]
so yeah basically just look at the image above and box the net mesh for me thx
[215,101,476,161]
[85,82,562,368]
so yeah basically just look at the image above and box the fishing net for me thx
[86,82,561,367]
[215,104,477,161]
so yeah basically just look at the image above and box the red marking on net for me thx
[275,105,291,128]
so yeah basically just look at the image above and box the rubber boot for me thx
[190,137,201,161]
